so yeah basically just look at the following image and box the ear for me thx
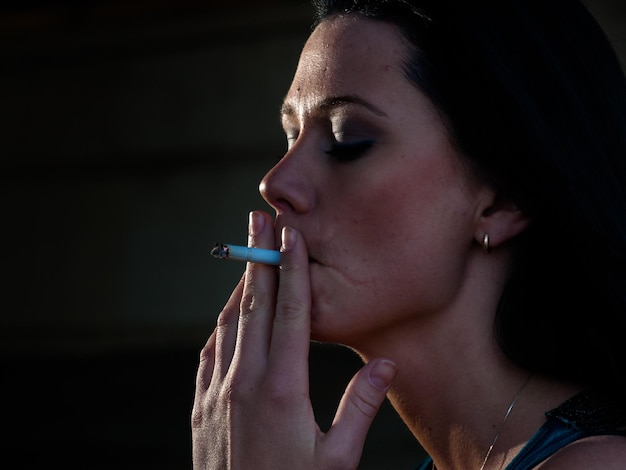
[475,194,530,251]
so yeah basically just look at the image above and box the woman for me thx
[192,0,626,468]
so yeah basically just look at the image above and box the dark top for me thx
[416,390,626,470]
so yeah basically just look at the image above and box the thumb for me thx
[324,359,398,464]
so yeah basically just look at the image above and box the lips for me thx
[274,217,324,266]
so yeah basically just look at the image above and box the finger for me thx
[195,329,217,394]
[192,330,217,429]
[213,276,245,381]
[325,359,397,462]
[267,226,311,387]
[235,210,278,369]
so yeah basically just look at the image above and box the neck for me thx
[349,250,579,470]
[355,318,580,469]
[383,329,532,468]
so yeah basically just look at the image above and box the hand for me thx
[192,210,398,470]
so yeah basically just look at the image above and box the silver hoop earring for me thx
[483,233,491,254]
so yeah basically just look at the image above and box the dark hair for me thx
[312,0,626,394]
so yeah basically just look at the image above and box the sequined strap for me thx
[546,389,626,432]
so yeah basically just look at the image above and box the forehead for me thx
[283,15,412,114]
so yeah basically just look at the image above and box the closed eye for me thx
[325,139,375,162]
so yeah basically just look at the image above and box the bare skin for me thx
[192,14,626,470]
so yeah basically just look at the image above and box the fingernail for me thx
[248,211,264,238]
[369,360,397,390]
[280,226,296,252]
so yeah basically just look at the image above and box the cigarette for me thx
[210,243,281,265]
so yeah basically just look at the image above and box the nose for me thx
[259,149,315,214]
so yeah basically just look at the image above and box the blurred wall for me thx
[1,0,312,353]
[1,1,625,469]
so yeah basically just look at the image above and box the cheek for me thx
[308,182,476,341]
[317,167,444,292]
[309,240,472,347]
[308,251,459,345]
[330,179,412,242]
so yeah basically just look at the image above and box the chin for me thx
[309,308,339,343]
[309,307,359,346]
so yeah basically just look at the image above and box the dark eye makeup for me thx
[325,139,375,162]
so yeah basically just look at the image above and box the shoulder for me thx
[535,435,626,469]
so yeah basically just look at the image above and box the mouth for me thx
[274,218,324,267]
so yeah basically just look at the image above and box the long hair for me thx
[312,0,626,394]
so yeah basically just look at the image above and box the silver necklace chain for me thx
[433,374,533,470]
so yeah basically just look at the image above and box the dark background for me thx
[2,1,624,468]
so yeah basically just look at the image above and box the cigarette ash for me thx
[210,243,230,259]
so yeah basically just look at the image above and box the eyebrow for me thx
[280,94,388,120]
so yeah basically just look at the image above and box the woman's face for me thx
[260,15,491,348]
